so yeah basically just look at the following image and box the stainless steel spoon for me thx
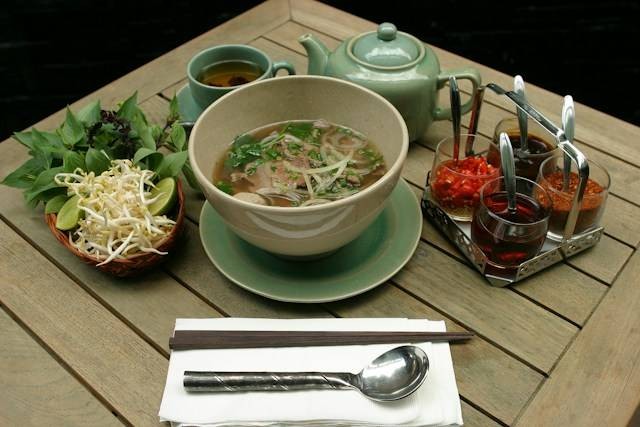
[562,96,575,191]
[183,345,429,402]
[465,85,485,156]
[450,76,462,162]
[499,132,518,214]
[514,75,528,153]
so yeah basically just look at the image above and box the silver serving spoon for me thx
[514,75,528,154]
[465,85,486,156]
[499,132,518,214]
[450,76,462,162]
[183,345,429,402]
[562,96,575,191]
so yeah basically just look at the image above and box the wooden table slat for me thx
[0,308,122,427]
[327,285,542,425]
[0,221,167,427]
[0,182,223,356]
[393,241,578,373]
[2,1,639,425]
[406,183,608,327]
[517,249,640,426]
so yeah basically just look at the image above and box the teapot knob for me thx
[377,22,397,41]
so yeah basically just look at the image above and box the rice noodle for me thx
[285,150,352,175]
[216,120,386,207]
[300,198,331,206]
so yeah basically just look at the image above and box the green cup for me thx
[188,44,296,109]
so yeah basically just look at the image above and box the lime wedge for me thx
[45,195,69,214]
[149,177,177,216]
[55,195,83,230]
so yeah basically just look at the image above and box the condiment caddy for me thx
[422,82,607,287]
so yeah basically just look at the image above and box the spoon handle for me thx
[465,86,485,156]
[184,370,355,393]
[562,96,575,191]
[450,76,462,162]
[514,76,528,153]
[499,132,518,213]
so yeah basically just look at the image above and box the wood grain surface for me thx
[0,309,121,427]
[1,1,639,426]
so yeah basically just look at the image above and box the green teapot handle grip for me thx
[433,68,481,120]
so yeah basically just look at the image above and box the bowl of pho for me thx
[189,75,408,257]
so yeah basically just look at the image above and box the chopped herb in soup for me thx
[212,120,386,207]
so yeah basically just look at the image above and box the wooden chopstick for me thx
[169,330,474,350]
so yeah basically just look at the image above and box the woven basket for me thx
[45,179,186,277]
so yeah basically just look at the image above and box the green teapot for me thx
[299,23,481,141]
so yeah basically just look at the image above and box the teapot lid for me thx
[351,23,423,68]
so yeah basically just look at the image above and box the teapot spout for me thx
[298,33,330,75]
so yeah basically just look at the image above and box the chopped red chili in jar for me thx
[538,171,606,235]
[430,156,499,219]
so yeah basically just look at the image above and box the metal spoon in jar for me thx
[514,75,528,154]
[499,132,518,214]
[465,85,486,156]
[183,345,429,402]
[561,96,575,191]
[450,76,462,163]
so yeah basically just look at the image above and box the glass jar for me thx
[471,176,552,266]
[536,155,610,240]
[429,134,500,221]
[491,116,558,181]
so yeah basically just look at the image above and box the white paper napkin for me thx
[159,318,463,426]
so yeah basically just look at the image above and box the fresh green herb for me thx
[270,165,277,172]
[287,142,302,153]
[226,133,264,168]
[233,133,259,148]
[337,126,364,139]
[1,92,197,207]
[215,180,234,195]
[283,122,314,140]
[245,159,264,176]
[358,147,384,169]
[264,148,280,160]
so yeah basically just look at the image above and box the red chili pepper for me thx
[431,156,500,210]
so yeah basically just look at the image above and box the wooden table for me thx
[1,1,639,426]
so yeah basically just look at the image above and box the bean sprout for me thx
[54,160,175,265]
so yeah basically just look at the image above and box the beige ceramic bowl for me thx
[189,75,409,257]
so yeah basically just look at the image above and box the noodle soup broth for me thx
[212,120,387,207]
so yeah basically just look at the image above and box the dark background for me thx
[1,0,638,140]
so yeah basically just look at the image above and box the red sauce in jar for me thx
[430,156,499,217]
[538,171,606,235]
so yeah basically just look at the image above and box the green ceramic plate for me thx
[198,179,422,303]
[176,84,204,123]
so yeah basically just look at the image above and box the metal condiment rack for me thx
[421,83,604,287]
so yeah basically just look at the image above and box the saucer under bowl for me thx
[198,179,422,303]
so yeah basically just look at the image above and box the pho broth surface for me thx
[213,120,386,207]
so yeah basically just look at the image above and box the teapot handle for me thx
[433,68,482,120]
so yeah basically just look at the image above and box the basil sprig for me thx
[2,92,199,208]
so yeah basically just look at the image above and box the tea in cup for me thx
[188,44,296,109]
